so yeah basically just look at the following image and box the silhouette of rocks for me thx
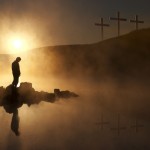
[0,82,79,136]
[0,82,78,109]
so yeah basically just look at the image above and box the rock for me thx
[0,82,79,112]
[0,82,79,136]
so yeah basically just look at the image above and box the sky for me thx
[0,0,149,52]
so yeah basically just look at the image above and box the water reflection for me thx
[0,82,78,136]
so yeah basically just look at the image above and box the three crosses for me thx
[95,11,144,40]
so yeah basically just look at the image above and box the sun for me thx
[8,36,26,53]
[12,38,23,49]
[3,32,38,53]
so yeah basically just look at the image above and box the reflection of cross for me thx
[111,114,126,135]
[95,113,109,130]
[131,118,144,133]
[130,15,144,30]
[95,18,110,41]
[110,11,127,36]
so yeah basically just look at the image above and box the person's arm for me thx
[17,63,21,76]
[18,64,21,75]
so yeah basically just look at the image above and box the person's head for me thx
[16,57,21,62]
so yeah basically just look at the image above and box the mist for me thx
[0,28,150,149]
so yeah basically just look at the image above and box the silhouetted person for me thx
[12,57,21,87]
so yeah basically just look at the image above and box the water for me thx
[0,75,150,150]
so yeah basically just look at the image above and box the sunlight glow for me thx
[12,38,23,49]
[9,36,25,53]
[17,78,20,87]
[3,31,38,54]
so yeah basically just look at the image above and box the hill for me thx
[1,28,150,83]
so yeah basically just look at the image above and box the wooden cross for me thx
[131,118,144,133]
[95,17,110,41]
[111,114,126,135]
[110,11,127,36]
[95,113,109,130]
[130,15,144,30]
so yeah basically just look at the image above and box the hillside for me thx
[1,28,150,83]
